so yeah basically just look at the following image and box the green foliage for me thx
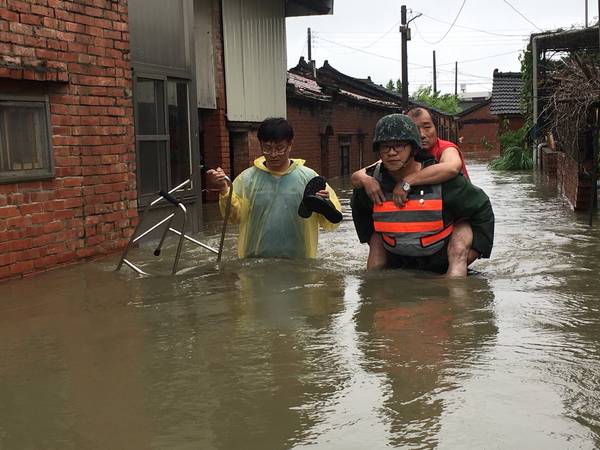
[411,86,460,115]
[489,126,533,170]
[385,78,403,93]
[518,46,534,138]
[396,78,402,93]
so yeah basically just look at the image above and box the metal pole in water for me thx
[217,176,233,264]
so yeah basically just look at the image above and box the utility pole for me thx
[307,27,312,64]
[591,0,600,225]
[454,61,458,96]
[400,5,409,108]
[307,27,316,76]
[585,0,588,27]
[432,50,437,94]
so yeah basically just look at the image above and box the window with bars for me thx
[0,95,53,183]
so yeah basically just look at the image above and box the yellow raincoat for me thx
[219,157,341,258]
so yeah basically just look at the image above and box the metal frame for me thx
[116,174,233,276]
[0,94,54,184]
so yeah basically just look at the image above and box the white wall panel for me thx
[222,0,287,122]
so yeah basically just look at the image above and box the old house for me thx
[286,57,460,178]
[0,0,334,280]
[456,99,500,156]
[287,58,401,178]
[490,69,524,133]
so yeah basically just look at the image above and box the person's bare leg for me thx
[367,233,387,270]
[446,222,478,277]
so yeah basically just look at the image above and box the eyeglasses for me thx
[380,143,411,154]
[261,143,289,156]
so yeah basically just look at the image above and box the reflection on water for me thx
[0,162,600,449]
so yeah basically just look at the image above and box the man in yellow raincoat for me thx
[206,118,342,259]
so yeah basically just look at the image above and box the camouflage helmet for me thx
[372,114,421,153]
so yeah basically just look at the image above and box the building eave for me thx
[286,0,333,17]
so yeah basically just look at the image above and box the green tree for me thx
[411,86,460,115]
[385,78,402,93]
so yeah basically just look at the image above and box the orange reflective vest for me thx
[372,164,454,256]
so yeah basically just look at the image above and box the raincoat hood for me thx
[253,156,306,176]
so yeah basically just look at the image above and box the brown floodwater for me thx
[1,162,600,449]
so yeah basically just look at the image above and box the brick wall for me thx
[201,0,228,176]
[541,146,557,180]
[0,0,136,280]
[287,98,387,178]
[458,103,500,156]
[556,152,593,210]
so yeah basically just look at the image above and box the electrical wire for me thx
[315,35,496,82]
[437,50,520,66]
[413,0,468,45]
[501,0,542,31]
[315,35,403,62]
[360,18,403,50]
[415,11,530,37]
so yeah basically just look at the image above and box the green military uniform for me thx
[351,162,495,273]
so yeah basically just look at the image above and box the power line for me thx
[413,0,467,45]
[501,0,542,31]
[437,50,520,66]
[360,18,403,50]
[315,35,495,81]
[415,11,530,37]
[315,35,402,62]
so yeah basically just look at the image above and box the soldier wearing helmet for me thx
[351,114,494,275]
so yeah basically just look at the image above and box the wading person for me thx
[351,107,474,276]
[206,117,342,259]
[351,114,494,276]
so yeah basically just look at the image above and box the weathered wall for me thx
[0,0,136,280]
[458,103,500,156]
[287,98,387,178]
[556,152,593,210]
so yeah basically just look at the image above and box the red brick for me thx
[9,239,32,252]
[0,206,19,219]
[0,9,19,21]
[0,253,14,268]
[20,202,44,215]
[10,260,34,275]
[43,221,64,233]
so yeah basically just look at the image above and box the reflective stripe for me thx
[374,221,445,233]
[373,210,441,224]
[371,163,451,256]
[373,199,443,212]
[420,224,454,247]
[381,233,396,247]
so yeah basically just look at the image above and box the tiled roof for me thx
[490,70,523,115]
[286,72,331,102]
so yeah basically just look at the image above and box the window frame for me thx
[133,73,193,204]
[0,93,54,184]
[339,134,351,176]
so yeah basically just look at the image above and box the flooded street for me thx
[1,161,600,449]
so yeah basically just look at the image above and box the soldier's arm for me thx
[404,147,462,186]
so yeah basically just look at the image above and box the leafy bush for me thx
[412,86,460,115]
[489,126,533,170]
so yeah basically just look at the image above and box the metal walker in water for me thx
[116,172,233,276]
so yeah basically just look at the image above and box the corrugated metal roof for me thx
[490,70,523,116]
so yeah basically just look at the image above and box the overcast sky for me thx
[286,0,599,94]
